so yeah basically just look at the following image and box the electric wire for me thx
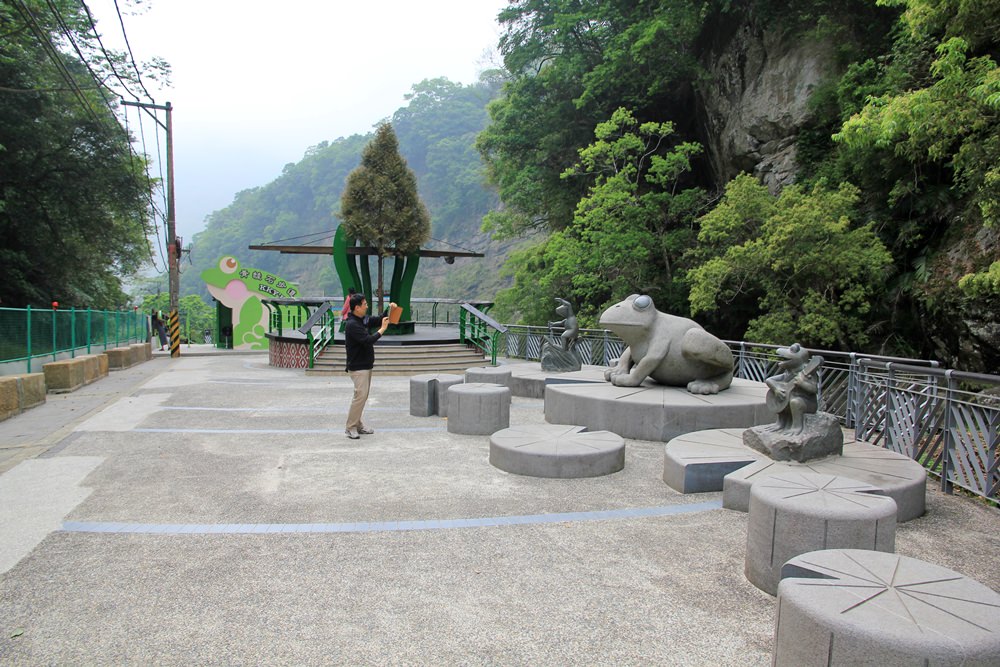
[42,0,120,120]
[429,235,480,253]
[78,0,144,102]
[9,0,103,125]
[111,0,155,101]
[259,228,339,244]
[125,108,167,274]
[11,0,168,275]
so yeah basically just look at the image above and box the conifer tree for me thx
[340,123,431,311]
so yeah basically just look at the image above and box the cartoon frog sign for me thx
[201,256,298,350]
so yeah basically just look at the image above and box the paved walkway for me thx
[0,352,997,665]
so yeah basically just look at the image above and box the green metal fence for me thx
[0,306,148,373]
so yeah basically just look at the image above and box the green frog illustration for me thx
[201,256,297,349]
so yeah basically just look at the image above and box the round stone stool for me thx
[409,373,464,417]
[465,366,512,387]
[746,472,897,596]
[775,549,1000,666]
[447,383,511,435]
[490,424,625,478]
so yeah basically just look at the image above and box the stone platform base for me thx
[506,364,607,399]
[775,549,1000,666]
[489,424,625,478]
[662,427,927,522]
[662,428,760,493]
[545,378,770,443]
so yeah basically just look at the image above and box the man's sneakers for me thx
[345,426,374,439]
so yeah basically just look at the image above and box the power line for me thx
[78,0,145,102]
[259,228,340,245]
[110,0,155,102]
[124,107,167,274]
[42,0,120,116]
[11,0,169,278]
[429,235,480,254]
[9,0,103,125]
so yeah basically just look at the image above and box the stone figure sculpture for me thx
[599,294,734,394]
[541,298,582,372]
[548,298,579,352]
[743,343,843,462]
[764,343,820,434]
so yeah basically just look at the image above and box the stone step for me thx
[310,342,487,376]
[321,343,479,357]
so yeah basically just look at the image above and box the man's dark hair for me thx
[349,292,366,311]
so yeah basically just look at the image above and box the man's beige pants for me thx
[346,369,373,431]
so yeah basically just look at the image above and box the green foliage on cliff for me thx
[689,175,893,348]
[481,0,999,365]
[493,108,706,326]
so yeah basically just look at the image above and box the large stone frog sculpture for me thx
[600,294,734,394]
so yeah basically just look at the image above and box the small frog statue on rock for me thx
[744,343,844,462]
[541,298,582,372]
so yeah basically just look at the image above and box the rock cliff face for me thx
[696,21,838,193]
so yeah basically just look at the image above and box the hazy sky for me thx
[89,0,508,243]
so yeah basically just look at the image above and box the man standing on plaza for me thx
[344,292,396,439]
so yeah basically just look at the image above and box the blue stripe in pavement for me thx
[133,427,447,434]
[60,500,722,535]
[161,406,408,413]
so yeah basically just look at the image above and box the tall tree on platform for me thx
[340,123,431,311]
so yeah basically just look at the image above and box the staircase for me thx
[307,342,488,375]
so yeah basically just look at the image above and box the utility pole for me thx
[121,100,180,357]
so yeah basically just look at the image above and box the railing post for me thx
[432,302,439,328]
[103,311,109,350]
[738,342,747,379]
[52,305,57,362]
[845,352,857,429]
[70,307,76,357]
[885,363,896,454]
[940,369,954,494]
[25,305,32,373]
[86,308,92,354]
[115,311,120,347]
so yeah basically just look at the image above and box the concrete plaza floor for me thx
[0,351,997,665]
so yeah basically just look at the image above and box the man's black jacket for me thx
[344,312,385,371]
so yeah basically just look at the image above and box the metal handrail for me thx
[459,304,506,365]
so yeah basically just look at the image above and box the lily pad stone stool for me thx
[465,366,512,388]
[447,383,511,435]
[490,424,625,478]
[409,373,464,417]
[746,472,897,596]
[775,549,1000,666]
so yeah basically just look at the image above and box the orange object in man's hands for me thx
[388,305,403,324]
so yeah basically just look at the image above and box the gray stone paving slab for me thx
[0,456,103,573]
[0,352,996,665]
